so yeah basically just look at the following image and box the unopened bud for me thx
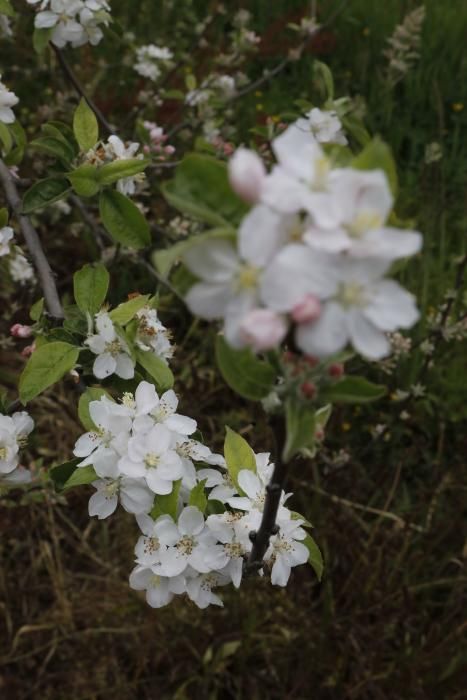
[11,323,33,339]
[239,309,288,352]
[69,369,80,383]
[291,294,321,323]
[304,355,319,368]
[315,428,325,441]
[21,342,36,358]
[228,147,266,203]
[328,362,344,378]
[300,381,316,399]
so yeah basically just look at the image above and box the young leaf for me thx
[32,27,53,54]
[188,479,208,514]
[73,263,109,315]
[78,387,113,431]
[29,298,44,321]
[283,399,316,463]
[150,479,181,521]
[99,190,150,249]
[352,137,398,196]
[323,376,386,404]
[63,464,98,491]
[30,137,75,164]
[67,164,100,197]
[0,122,13,154]
[97,158,148,186]
[136,349,174,392]
[303,534,324,581]
[19,342,80,404]
[22,177,71,214]
[224,426,256,491]
[215,336,276,401]
[0,0,15,17]
[49,458,81,491]
[73,98,99,152]
[162,154,248,227]
[109,294,149,325]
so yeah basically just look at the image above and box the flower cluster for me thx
[85,306,173,380]
[0,411,34,484]
[0,226,35,283]
[182,108,422,360]
[134,44,173,82]
[141,121,175,160]
[26,0,111,49]
[73,384,310,608]
[0,75,18,124]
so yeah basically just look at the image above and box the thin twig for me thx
[51,44,115,136]
[0,158,64,320]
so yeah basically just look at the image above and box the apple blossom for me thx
[228,147,266,203]
[0,411,34,476]
[129,564,186,608]
[0,76,18,124]
[306,107,348,145]
[85,311,135,380]
[266,518,309,586]
[0,226,14,256]
[103,136,145,195]
[88,477,154,519]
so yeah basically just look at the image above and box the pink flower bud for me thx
[228,147,266,203]
[328,362,344,378]
[164,145,175,155]
[21,342,36,358]
[300,381,317,399]
[291,294,322,323]
[143,145,151,154]
[11,323,33,339]
[239,309,288,352]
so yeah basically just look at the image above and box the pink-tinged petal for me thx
[364,281,420,331]
[229,147,266,204]
[347,309,391,359]
[88,490,118,519]
[296,301,348,357]
[185,282,234,320]
[183,240,239,283]
[178,506,205,536]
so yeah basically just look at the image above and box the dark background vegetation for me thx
[1,1,466,698]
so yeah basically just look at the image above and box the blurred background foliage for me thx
[0,1,466,698]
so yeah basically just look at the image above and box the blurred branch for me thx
[0,159,64,321]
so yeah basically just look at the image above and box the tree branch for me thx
[51,44,115,136]
[0,159,64,320]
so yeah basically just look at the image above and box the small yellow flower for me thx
[341,422,351,432]
[452,102,464,113]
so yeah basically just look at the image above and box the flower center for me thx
[336,282,368,308]
[312,156,330,191]
[0,446,8,460]
[224,542,244,558]
[347,210,383,238]
[145,452,159,468]
[287,221,305,242]
[143,536,160,555]
[104,481,119,498]
[176,535,195,555]
[235,264,259,291]
[105,339,123,356]
[150,574,162,587]
[275,537,293,554]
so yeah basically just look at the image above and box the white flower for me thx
[227,469,291,522]
[118,423,185,494]
[0,75,19,124]
[228,147,266,204]
[186,570,230,608]
[134,44,173,82]
[73,396,132,477]
[131,382,197,437]
[32,0,109,48]
[266,519,309,586]
[304,169,422,258]
[1,466,33,484]
[197,467,238,502]
[8,252,35,283]
[238,308,288,352]
[172,436,224,491]
[85,311,135,380]
[0,16,12,39]
[103,135,144,195]
[0,411,34,475]
[129,564,185,608]
[0,226,14,257]
[135,307,173,360]
[133,513,176,566]
[206,514,252,587]
[155,506,226,576]
[306,108,348,145]
[88,476,153,519]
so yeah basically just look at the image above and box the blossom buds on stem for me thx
[10,324,33,339]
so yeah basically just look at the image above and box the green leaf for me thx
[67,164,100,197]
[313,60,334,101]
[49,458,81,491]
[41,123,78,155]
[303,534,324,581]
[32,27,53,54]
[73,98,99,152]
[63,464,97,491]
[0,122,13,154]
[162,154,249,227]
[99,190,150,249]
[153,227,235,277]
[215,336,276,401]
[323,376,386,404]
[151,479,181,521]
[109,294,149,325]
[22,177,71,214]
[283,399,317,463]
[30,137,75,164]
[224,426,256,491]
[352,137,398,196]
[188,479,208,514]
[73,263,109,315]
[97,158,148,186]
[19,341,80,404]
[0,0,15,17]
[29,298,44,321]
[0,207,8,228]
[136,349,174,392]
[78,387,113,431]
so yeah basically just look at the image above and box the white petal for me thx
[183,240,239,282]
[88,490,118,519]
[347,309,391,359]
[115,353,135,379]
[295,301,348,357]
[93,353,116,379]
[238,470,261,499]
[238,205,289,267]
[185,282,234,319]
[178,506,205,536]
[364,281,420,331]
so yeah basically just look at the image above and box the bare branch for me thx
[0,159,64,320]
